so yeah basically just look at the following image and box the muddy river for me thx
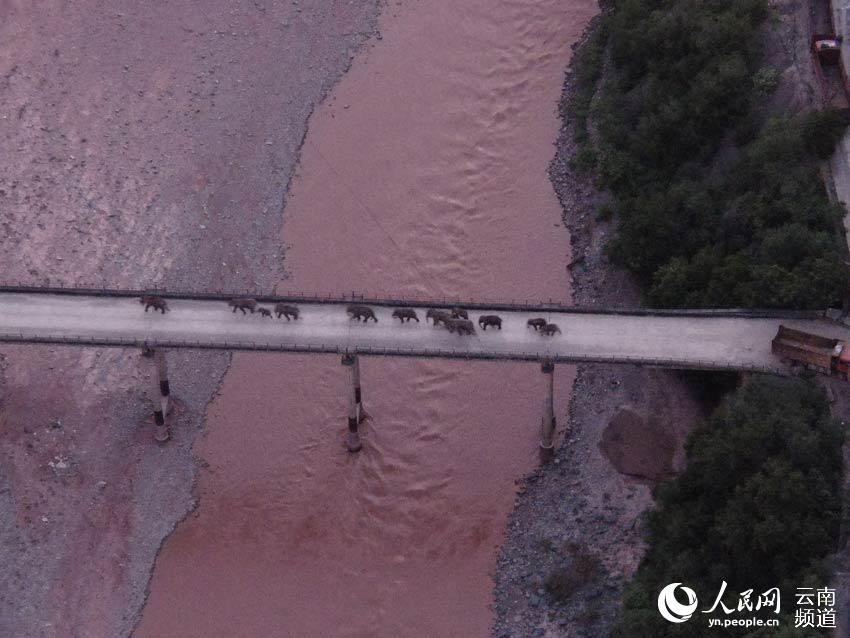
[136,0,596,635]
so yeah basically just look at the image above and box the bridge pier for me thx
[539,359,555,463]
[142,346,170,443]
[342,354,366,452]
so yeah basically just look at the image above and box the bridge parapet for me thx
[0,283,827,319]
[0,331,787,374]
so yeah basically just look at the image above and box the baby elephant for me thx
[478,315,502,330]
[228,298,258,315]
[426,308,452,326]
[541,323,561,336]
[450,307,469,320]
[527,318,547,331]
[140,295,168,314]
[274,303,300,320]
[392,308,419,323]
[347,304,378,322]
[257,307,272,318]
[445,318,475,335]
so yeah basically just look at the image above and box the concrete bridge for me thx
[1,286,848,455]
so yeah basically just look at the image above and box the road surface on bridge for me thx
[0,291,848,372]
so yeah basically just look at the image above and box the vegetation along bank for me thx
[549,0,849,635]
[570,0,849,309]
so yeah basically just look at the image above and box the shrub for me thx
[566,0,850,310]
[611,377,844,638]
[545,545,601,604]
[802,109,849,159]
[570,146,598,173]
[564,16,609,148]
[753,67,780,95]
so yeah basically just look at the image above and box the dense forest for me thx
[563,0,850,635]
[611,377,844,637]
[569,0,849,309]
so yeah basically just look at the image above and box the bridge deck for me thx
[1,291,849,372]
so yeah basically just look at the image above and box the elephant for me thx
[228,298,258,314]
[541,323,561,336]
[392,308,419,323]
[274,303,300,320]
[426,309,452,326]
[478,315,502,330]
[139,295,168,314]
[445,318,475,335]
[347,305,378,322]
[527,318,547,331]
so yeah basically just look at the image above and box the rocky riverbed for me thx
[0,2,380,635]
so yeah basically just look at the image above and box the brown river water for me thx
[136,0,596,635]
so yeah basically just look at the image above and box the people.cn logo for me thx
[658,583,699,623]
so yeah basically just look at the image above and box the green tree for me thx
[611,377,844,637]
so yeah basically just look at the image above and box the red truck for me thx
[772,325,850,379]
[811,33,850,114]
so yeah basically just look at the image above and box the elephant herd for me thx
[139,295,561,336]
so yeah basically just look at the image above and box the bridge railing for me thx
[0,330,786,374]
[0,282,829,319]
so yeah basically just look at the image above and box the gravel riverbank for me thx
[0,2,379,635]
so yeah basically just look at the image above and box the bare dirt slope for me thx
[0,1,379,636]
